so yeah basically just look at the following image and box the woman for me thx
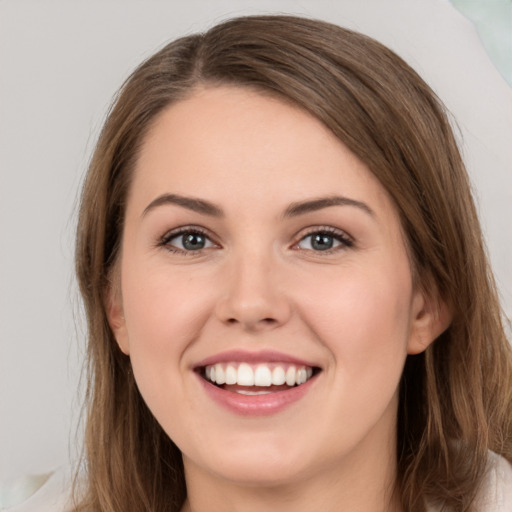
[52,14,512,512]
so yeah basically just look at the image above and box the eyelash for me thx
[158,226,217,256]
[158,225,354,255]
[293,226,354,254]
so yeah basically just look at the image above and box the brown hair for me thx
[74,15,512,512]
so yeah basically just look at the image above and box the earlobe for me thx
[105,282,130,355]
[407,288,452,355]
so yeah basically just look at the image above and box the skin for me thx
[108,86,448,512]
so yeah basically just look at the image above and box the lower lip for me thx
[196,373,319,416]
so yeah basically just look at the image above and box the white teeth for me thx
[254,365,272,386]
[285,366,296,386]
[297,367,307,385]
[225,365,237,385]
[237,363,254,386]
[204,362,316,387]
[215,365,226,385]
[272,366,286,385]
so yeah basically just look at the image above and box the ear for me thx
[105,280,130,355]
[407,286,452,355]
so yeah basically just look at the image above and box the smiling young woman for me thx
[69,15,512,512]
[107,86,436,511]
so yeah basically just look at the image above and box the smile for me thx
[203,362,315,391]
[195,352,322,416]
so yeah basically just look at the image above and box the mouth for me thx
[197,362,321,395]
[193,350,322,415]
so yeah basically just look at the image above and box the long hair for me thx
[74,15,512,512]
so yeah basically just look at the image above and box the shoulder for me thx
[473,451,512,511]
[0,466,77,512]
[425,452,512,512]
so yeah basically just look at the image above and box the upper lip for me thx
[194,349,320,369]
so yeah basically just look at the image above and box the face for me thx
[109,86,443,489]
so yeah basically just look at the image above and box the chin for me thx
[181,429,318,487]
[210,458,310,488]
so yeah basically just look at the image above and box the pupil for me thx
[312,233,333,251]
[183,233,205,250]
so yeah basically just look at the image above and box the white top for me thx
[1,453,511,511]
[427,452,512,511]
[0,466,75,512]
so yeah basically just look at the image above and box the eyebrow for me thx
[283,196,375,218]
[142,193,224,218]
[142,193,375,219]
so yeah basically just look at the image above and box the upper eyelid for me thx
[160,225,216,243]
[293,225,353,242]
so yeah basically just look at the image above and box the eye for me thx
[296,229,353,252]
[160,228,216,253]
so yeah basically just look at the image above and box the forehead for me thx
[130,85,394,220]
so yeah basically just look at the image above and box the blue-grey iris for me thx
[182,233,206,250]
[311,233,334,251]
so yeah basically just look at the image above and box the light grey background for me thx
[1,0,511,482]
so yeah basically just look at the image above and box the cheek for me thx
[120,261,217,398]
[297,263,413,379]
[302,267,413,451]
[122,260,213,344]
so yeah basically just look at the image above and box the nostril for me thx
[225,317,277,326]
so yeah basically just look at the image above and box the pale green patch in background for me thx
[450,0,512,86]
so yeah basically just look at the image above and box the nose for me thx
[215,251,292,332]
